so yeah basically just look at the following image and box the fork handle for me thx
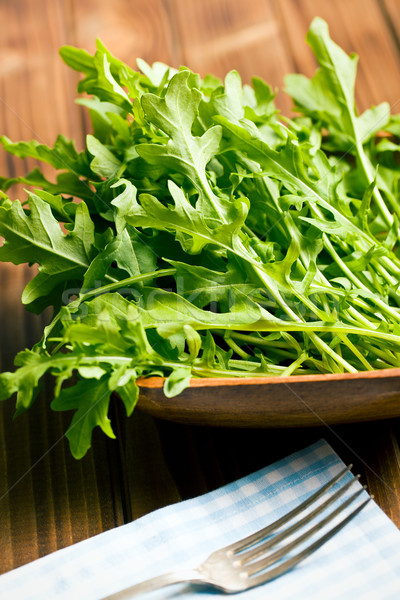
[100,568,204,599]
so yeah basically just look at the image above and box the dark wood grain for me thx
[379,0,400,56]
[149,417,400,525]
[1,0,400,578]
[358,422,400,524]
[0,269,125,574]
[113,408,182,521]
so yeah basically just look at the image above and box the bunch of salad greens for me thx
[1,17,400,458]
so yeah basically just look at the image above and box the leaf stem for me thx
[42,268,176,349]
[79,268,176,301]
[322,234,400,322]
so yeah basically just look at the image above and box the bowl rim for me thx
[136,366,400,389]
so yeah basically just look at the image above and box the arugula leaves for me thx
[1,18,400,458]
[0,195,98,312]
[285,17,393,227]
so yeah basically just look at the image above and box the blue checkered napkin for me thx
[1,439,400,600]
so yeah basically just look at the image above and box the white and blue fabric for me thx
[1,439,400,599]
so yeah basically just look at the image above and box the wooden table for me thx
[1,0,400,575]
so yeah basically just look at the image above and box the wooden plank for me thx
[307,422,400,527]
[380,0,400,53]
[114,409,182,521]
[277,0,400,112]
[70,0,178,137]
[166,0,295,113]
[71,0,177,66]
[361,423,400,525]
[0,0,86,200]
[0,0,125,573]
[0,266,125,574]
[152,419,400,528]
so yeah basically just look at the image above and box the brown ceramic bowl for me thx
[136,368,400,427]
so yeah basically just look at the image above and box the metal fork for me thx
[102,465,370,598]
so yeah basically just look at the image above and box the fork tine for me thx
[248,496,371,587]
[245,487,367,577]
[239,475,360,564]
[227,465,352,555]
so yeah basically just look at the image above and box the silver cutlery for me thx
[102,465,370,598]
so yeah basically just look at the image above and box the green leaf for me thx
[87,134,123,178]
[163,366,192,397]
[82,227,156,290]
[110,365,139,416]
[0,168,96,205]
[111,179,139,233]
[0,350,49,409]
[136,57,177,88]
[212,70,245,121]
[61,42,134,111]
[95,51,131,106]
[215,117,377,250]
[51,378,115,459]
[59,45,97,77]
[114,178,248,255]
[78,366,107,379]
[284,16,393,227]
[34,189,77,222]
[357,103,391,144]
[170,259,257,310]
[0,134,92,177]
[183,325,202,360]
[138,287,262,334]
[137,70,223,215]
[77,97,127,143]
[0,195,96,311]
